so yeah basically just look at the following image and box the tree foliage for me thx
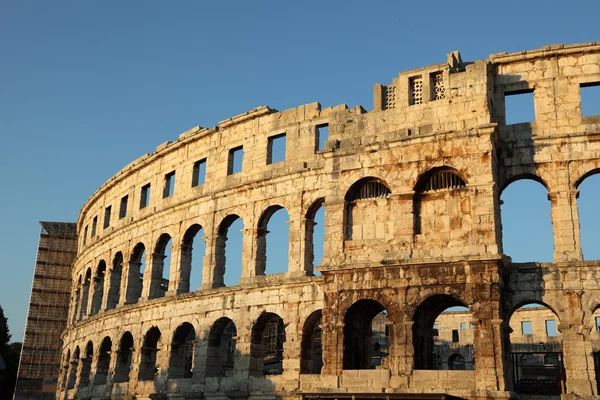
[0,305,20,400]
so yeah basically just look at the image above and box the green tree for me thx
[0,305,20,400]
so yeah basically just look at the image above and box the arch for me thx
[60,349,71,389]
[300,310,323,374]
[506,300,561,323]
[90,260,106,315]
[500,177,553,262]
[216,215,244,287]
[257,205,290,275]
[206,317,238,377]
[79,341,93,387]
[95,336,112,385]
[180,224,205,292]
[574,168,600,190]
[138,327,161,381]
[106,252,123,310]
[412,294,469,370]
[149,233,172,299]
[66,346,80,389]
[71,276,82,324]
[448,354,466,370]
[114,332,134,383]
[304,198,325,275]
[344,177,392,241]
[127,242,146,303]
[168,322,196,379]
[343,299,388,370]
[499,173,549,197]
[415,167,467,193]
[576,171,600,260]
[79,268,92,320]
[250,312,286,376]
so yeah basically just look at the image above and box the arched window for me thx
[60,349,70,389]
[206,318,237,377]
[90,260,106,315]
[114,332,134,383]
[78,341,93,387]
[95,337,112,385]
[106,252,123,310]
[300,310,323,374]
[127,243,146,304]
[139,327,161,381]
[216,215,244,287]
[305,199,325,276]
[576,171,600,260]
[169,323,196,379]
[180,224,205,292]
[66,347,79,389]
[71,276,81,324]
[345,178,392,241]
[79,268,92,320]
[257,206,290,276]
[419,169,466,192]
[251,313,286,376]
[343,299,388,370]
[150,234,172,299]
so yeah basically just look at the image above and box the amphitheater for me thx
[58,43,600,400]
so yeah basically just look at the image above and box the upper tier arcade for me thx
[61,43,600,400]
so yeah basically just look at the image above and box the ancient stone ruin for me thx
[54,43,600,400]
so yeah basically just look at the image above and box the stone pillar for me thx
[472,316,509,391]
[321,316,342,376]
[167,241,185,296]
[241,228,266,281]
[100,268,112,311]
[548,189,583,262]
[299,218,317,275]
[201,235,219,289]
[142,252,165,300]
[323,200,345,266]
[120,261,142,305]
[80,280,90,320]
[281,317,300,392]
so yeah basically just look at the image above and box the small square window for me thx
[192,159,207,187]
[91,216,98,237]
[581,82,600,117]
[316,124,329,151]
[452,329,459,343]
[460,322,467,330]
[119,195,128,219]
[505,89,535,124]
[267,133,286,164]
[545,320,558,337]
[103,206,111,229]
[140,184,151,209]
[228,146,244,175]
[163,171,175,198]
[521,321,533,335]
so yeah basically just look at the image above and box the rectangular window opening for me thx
[581,82,600,117]
[595,316,600,332]
[316,124,329,151]
[504,89,535,124]
[545,320,558,337]
[83,225,88,245]
[521,321,533,335]
[460,322,467,330]
[267,133,286,164]
[430,71,445,100]
[451,329,459,343]
[409,76,424,105]
[140,183,151,209]
[163,171,176,198]
[228,146,244,175]
[91,216,98,237]
[103,206,111,229]
[192,158,207,187]
[119,195,128,219]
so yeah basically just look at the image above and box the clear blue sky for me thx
[1,0,599,343]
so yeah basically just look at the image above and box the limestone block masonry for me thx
[58,43,600,400]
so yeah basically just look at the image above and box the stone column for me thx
[286,218,310,276]
[323,200,345,266]
[472,316,509,391]
[201,235,219,289]
[241,228,267,281]
[299,218,317,275]
[80,280,90,320]
[175,242,193,294]
[167,241,185,296]
[120,261,142,305]
[100,268,112,311]
[548,189,583,262]
[142,252,165,300]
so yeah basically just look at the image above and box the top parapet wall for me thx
[76,42,600,244]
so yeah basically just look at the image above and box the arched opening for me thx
[79,268,92,320]
[138,327,161,381]
[345,178,392,241]
[206,317,238,377]
[66,347,79,389]
[250,313,286,376]
[127,243,146,304]
[90,260,106,315]
[60,349,70,389]
[300,310,323,374]
[305,199,325,276]
[168,322,196,379]
[95,337,112,385]
[413,295,473,370]
[71,276,81,324]
[343,299,389,370]
[114,332,134,383]
[150,234,172,299]
[448,354,466,370]
[508,302,563,395]
[79,341,93,387]
[106,252,123,310]
[216,215,244,287]
[181,224,205,292]
[576,171,600,260]
[500,177,553,262]
[414,168,467,236]
[257,206,290,275]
